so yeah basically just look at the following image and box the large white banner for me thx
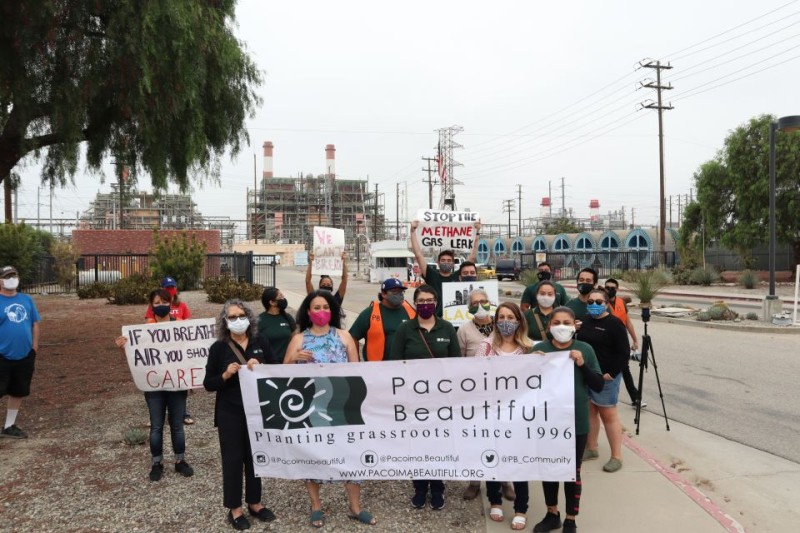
[415,209,480,252]
[442,280,500,327]
[312,226,345,276]
[120,318,216,391]
[240,353,576,481]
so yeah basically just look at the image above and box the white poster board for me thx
[312,226,345,276]
[415,209,479,252]
[442,280,500,327]
[120,318,216,391]
[240,354,575,481]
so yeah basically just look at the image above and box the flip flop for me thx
[348,510,376,525]
[310,509,325,528]
[511,514,527,530]
[489,506,504,522]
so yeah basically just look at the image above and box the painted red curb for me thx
[623,434,747,533]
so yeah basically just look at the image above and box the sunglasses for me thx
[587,299,607,306]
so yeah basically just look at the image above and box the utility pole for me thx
[373,183,379,241]
[422,157,437,209]
[677,195,682,227]
[49,184,53,234]
[548,180,553,218]
[621,206,626,228]
[395,182,400,240]
[560,177,566,218]
[669,195,672,228]
[503,199,515,238]
[631,208,636,229]
[516,184,523,236]
[253,153,258,244]
[640,59,674,252]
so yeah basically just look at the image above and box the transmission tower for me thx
[436,125,464,210]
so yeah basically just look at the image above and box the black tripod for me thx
[634,307,670,434]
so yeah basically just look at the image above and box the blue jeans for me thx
[144,391,187,464]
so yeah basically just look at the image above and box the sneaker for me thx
[603,458,623,473]
[562,518,577,532]
[631,399,648,408]
[430,492,445,510]
[411,491,426,509]
[0,424,27,439]
[582,448,599,461]
[174,460,194,477]
[533,511,562,532]
[149,462,164,481]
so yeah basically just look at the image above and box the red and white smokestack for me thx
[262,141,274,179]
[589,199,600,221]
[541,197,551,218]
[325,144,336,177]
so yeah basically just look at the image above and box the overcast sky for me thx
[10,0,800,230]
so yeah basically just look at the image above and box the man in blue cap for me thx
[349,278,417,361]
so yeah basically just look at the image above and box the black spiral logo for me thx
[257,376,367,429]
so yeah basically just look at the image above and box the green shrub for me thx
[707,302,738,321]
[696,311,711,321]
[519,269,539,287]
[108,273,156,305]
[738,270,758,289]
[77,282,114,299]
[123,427,148,446]
[204,276,264,304]
[149,231,207,291]
[51,241,80,290]
[689,267,719,286]
[629,270,666,304]
[746,312,758,321]
[0,223,53,284]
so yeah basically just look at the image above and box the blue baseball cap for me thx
[381,278,406,291]
[161,277,177,288]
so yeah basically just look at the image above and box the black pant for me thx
[486,481,529,513]
[217,409,261,509]
[622,360,639,402]
[541,433,587,517]
[413,479,445,494]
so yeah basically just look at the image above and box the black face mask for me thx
[577,283,594,295]
[605,287,617,298]
[320,285,333,292]
[153,304,171,318]
[537,271,552,281]
[276,299,288,311]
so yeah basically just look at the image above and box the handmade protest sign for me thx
[442,280,499,327]
[240,353,575,481]
[120,318,216,391]
[312,226,345,276]
[415,209,479,252]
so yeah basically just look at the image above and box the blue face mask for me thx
[586,303,606,317]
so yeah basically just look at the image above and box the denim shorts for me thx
[588,373,622,407]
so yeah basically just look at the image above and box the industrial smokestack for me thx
[541,197,551,218]
[325,144,335,177]
[589,199,600,222]
[262,141,274,179]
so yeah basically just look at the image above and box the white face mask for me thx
[226,317,250,334]
[537,294,556,308]
[550,325,575,343]
[2,277,19,290]
[473,305,490,319]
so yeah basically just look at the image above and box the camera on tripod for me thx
[634,304,669,434]
[641,306,650,323]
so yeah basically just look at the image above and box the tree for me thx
[683,115,800,265]
[542,217,583,235]
[1,1,262,221]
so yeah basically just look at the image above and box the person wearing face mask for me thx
[565,267,598,320]
[283,291,375,527]
[389,285,460,511]
[409,219,481,317]
[603,278,644,408]
[349,278,416,361]
[204,299,276,530]
[0,266,41,439]
[520,262,569,313]
[115,289,195,482]
[305,252,348,322]
[524,281,558,342]
[576,289,630,474]
[531,307,603,533]
[257,287,297,363]
[474,302,533,530]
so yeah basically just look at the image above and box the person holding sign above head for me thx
[520,262,569,313]
[115,288,194,482]
[530,307,604,533]
[388,284,460,511]
[349,278,416,362]
[474,302,534,530]
[306,251,348,323]
[284,290,376,528]
[524,280,558,342]
[409,218,480,317]
[257,287,297,363]
[204,300,276,530]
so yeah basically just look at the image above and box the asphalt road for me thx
[274,266,800,465]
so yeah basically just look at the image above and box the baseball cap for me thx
[1,266,19,278]
[381,278,406,291]
[161,276,178,288]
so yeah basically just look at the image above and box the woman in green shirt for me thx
[531,307,604,533]
[257,287,297,363]
[524,280,558,342]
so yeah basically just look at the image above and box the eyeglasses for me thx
[227,314,247,320]
[471,299,489,306]
[587,299,607,306]
[416,299,436,304]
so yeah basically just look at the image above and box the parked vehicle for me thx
[476,263,495,279]
[495,258,520,281]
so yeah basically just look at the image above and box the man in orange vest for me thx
[349,278,416,361]
[604,278,645,408]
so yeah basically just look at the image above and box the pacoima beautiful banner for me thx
[121,318,216,391]
[312,226,345,276]
[239,353,576,482]
[442,280,500,328]
[415,209,479,252]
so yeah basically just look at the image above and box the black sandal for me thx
[248,506,276,522]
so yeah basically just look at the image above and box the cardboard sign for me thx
[312,226,345,276]
[442,280,500,327]
[415,209,479,252]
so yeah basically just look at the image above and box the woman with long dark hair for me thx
[257,286,297,363]
[204,300,276,530]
